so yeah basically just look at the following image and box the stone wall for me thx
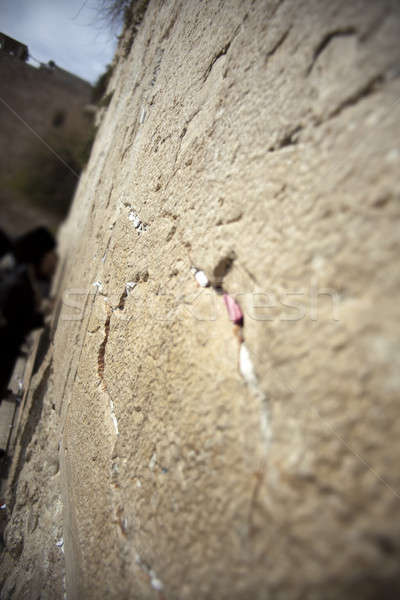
[1,0,400,598]
[0,52,92,234]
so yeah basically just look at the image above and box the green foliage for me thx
[122,0,150,57]
[92,64,114,104]
[94,1,149,60]
[97,0,132,28]
[123,2,134,29]
[99,91,114,108]
[9,149,81,219]
[78,126,99,168]
[97,0,148,29]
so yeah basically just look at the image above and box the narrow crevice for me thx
[148,48,164,89]
[117,288,128,310]
[216,212,243,226]
[203,41,232,81]
[202,24,241,83]
[190,266,271,459]
[115,280,139,312]
[328,73,384,119]
[226,212,243,225]
[265,26,291,62]
[160,11,179,43]
[309,69,395,129]
[270,126,302,151]
[96,301,119,437]
[306,29,356,75]
[213,251,237,284]
[105,185,114,210]
[98,305,112,392]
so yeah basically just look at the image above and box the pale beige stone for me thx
[1,1,400,599]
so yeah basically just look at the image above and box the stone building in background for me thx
[0,33,93,236]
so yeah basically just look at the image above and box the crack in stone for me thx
[98,304,112,392]
[117,288,129,311]
[270,125,303,151]
[190,266,271,459]
[328,73,385,119]
[265,26,291,62]
[202,24,241,83]
[203,41,232,82]
[306,28,357,76]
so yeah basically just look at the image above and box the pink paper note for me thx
[223,293,244,325]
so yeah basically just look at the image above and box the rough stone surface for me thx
[0,349,64,599]
[1,1,400,598]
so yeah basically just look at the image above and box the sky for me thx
[0,0,120,84]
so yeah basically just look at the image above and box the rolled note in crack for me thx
[191,267,209,287]
[223,292,244,325]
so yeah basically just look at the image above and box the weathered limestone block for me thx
[2,0,400,598]
[0,352,64,599]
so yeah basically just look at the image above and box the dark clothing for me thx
[13,226,55,265]
[0,265,44,398]
[0,229,11,259]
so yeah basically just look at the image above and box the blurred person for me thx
[0,230,11,259]
[0,229,15,279]
[0,226,58,403]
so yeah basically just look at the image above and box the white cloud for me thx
[0,0,119,83]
